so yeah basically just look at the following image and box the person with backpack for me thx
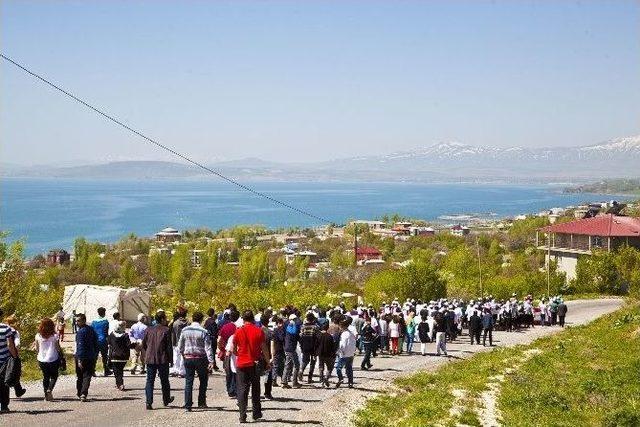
[107,321,131,391]
[35,317,63,401]
[298,312,319,383]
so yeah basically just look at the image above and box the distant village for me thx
[40,199,640,286]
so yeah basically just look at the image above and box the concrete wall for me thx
[546,251,579,282]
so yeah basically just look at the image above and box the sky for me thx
[1,0,639,166]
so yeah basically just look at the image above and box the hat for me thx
[137,313,145,322]
[288,314,297,320]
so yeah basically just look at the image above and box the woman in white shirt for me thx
[35,318,63,401]
[388,316,400,355]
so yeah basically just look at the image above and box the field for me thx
[354,301,640,427]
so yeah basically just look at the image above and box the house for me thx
[409,226,435,237]
[451,224,470,236]
[353,220,387,230]
[155,227,182,243]
[537,214,640,281]
[47,249,71,265]
[356,246,383,262]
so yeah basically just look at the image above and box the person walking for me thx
[405,312,416,354]
[335,318,356,388]
[482,308,495,346]
[74,313,98,401]
[233,310,270,423]
[170,309,188,378]
[35,318,63,401]
[269,316,286,387]
[388,315,400,355]
[359,316,376,370]
[91,307,111,376]
[108,321,131,391]
[178,311,214,411]
[299,312,318,383]
[417,314,430,356]
[218,310,239,397]
[142,311,174,410]
[557,300,568,327]
[434,309,447,356]
[0,308,19,413]
[129,313,148,375]
[469,309,482,345]
[204,308,220,372]
[282,313,301,389]
[315,321,336,388]
[55,306,66,342]
[5,315,26,397]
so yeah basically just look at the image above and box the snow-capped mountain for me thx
[322,135,640,179]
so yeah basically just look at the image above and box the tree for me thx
[239,249,270,288]
[170,246,192,295]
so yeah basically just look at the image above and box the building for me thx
[353,220,386,230]
[409,226,435,237]
[47,249,71,265]
[155,227,182,243]
[451,224,470,236]
[537,214,640,281]
[355,246,383,262]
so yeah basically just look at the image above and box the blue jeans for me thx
[184,357,209,408]
[336,356,354,385]
[406,334,415,353]
[224,355,236,397]
[145,363,171,406]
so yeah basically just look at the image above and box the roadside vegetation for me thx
[354,301,640,427]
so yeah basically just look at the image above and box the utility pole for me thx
[476,236,483,298]
[354,223,359,266]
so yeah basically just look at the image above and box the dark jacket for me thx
[469,314,482,332]
[171,318,188,346]
[143,324,173,365]
[204,316,219,339]
[557,303,568,316]
[284,322,300,353]
[75,325,98,360]
[360,324,376,344]
[107,332,131,362]
[434,313,447,333]
[299,322,319,353]
[315,331,336,358]
[272,326,285,355]
[482,313,494,330]
[417,321,430,343]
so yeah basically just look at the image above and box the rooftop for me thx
[540,214,640,237]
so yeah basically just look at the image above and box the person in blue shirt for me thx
[91,307,111,376]
[281,313,301,389]
[75,313,98,401]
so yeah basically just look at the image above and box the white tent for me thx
[62,284,151,323]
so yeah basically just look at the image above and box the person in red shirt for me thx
[233,310,270,423]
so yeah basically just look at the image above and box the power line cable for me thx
[1,52,332,224]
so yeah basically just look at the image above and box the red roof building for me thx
[537,214,640,281]
[356,246,383,262]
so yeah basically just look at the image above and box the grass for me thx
[20,350,76,382]
[354,301,640,427]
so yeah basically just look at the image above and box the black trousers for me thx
[39,360,60,392]
[559,315,566,327]
[236,365,261,420]
[97,342,110,374]
[482,328,493,346]
[0,360,9,410]
[470,329,481,345]
[75,357,96,397]
[111,361,126,387]
[301,352,316,380]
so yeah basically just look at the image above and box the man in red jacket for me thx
[233,310,271,424]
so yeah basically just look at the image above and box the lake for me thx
[0,178,617,255]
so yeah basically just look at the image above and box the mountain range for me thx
[4,135,640,183]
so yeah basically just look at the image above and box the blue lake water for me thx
[0,178,617,255]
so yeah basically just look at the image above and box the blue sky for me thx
[2,0,639,165]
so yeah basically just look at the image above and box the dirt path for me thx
[4,299,623,427]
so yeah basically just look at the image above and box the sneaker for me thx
[324,380,330,388]
[335,380,343,388]
[281,383,291,389]
[348,383,354,389]
[264,393,273,400]
[146,403,153,410]
[164,396,175,406]
[80,395,87,402]
[293,382,302,389]
[307,378,314,384]
[45,391,53,401]
[253,412,263,421]
[16,388,27,398]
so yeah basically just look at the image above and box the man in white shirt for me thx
[335,318,356,388]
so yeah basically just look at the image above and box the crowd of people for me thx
[0,294,568,421]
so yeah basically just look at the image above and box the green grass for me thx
[20,350,76,382]
[354,301,640,427]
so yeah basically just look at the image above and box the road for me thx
[3,299,623,427]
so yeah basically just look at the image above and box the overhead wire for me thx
[1,53,332,224]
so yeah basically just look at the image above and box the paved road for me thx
[4,299,623,427]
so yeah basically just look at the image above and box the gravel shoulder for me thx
[4,299,623,427]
